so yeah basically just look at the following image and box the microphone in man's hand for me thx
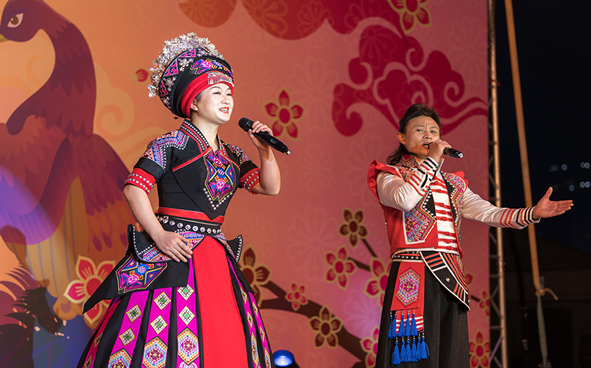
[238,118,291,155]
[443,147,463,158]
[425,143,463,158]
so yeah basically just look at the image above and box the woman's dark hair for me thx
[386,103,441,165]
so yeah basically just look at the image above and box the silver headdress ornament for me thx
[148,33,227,98]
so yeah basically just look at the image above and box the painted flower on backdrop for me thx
[64,256,115,327]
[136,69,149,82]
[479,290,490,317]
[469,330,490,368]
[309,306,343,348]
[387,0,432,34]
[239,246,272,304]
[243,0,289,38]
[338,208,368,247]
[285,283,308,311]
[361,326,380,368]
[325,246,356,289]
[296,0,330,38]
[365,257,392,306]
[465,271,474,287]
[265,89,304,140]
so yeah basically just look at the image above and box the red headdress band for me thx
[179,72,234,118]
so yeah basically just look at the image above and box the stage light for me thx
[273,350,300,368]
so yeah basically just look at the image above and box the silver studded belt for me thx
[156,215,222,235]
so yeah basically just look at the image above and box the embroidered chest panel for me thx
[203,150,237,210]
[403,192,437,243]
[396,164,437,243]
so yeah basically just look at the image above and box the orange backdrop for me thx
[0,0,490,366]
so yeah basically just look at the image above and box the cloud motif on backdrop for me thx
[182,0,487,136]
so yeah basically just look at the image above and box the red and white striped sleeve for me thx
[377,157,439,212]
[461,187,539,229]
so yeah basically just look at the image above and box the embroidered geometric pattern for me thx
[119,328,136,345]
[192,58,233,77]
[142,130,189,170]
[93,332,103,347]
[180,120,208,151]
[142,337,167,368]
[154,292,171,310]
[443,172,466,242]
[422,251,470,308]
[135,232,204,263]
[225,143,251,165]
[126,305,142,322]
[178,328,200,364]
[179,306,195,325]
[83,355,93,368]
[404,193,436,243]
[108,349,132,368]
[116,256,167,294]
[203,150,236,209]
[396,269,420,306]
[151,316,168,334]
[247,312,254,328]
[213,232,238,261]
[259,326,267,344]
[178,285,194,300]
[249,293,273,368]
[251,333,261,368]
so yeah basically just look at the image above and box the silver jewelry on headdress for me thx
[148,33,228,98]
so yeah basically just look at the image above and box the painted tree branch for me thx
[361,238,377,258]
[260,280,366,364]
[349,257,370,271]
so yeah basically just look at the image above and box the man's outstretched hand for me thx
[533,187,573,219]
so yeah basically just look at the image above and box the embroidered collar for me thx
[180,119,227,156]
[398,155,421,169]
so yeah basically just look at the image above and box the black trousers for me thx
[375,261,470,368]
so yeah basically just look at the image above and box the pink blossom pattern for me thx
[361,326,380,368]
[469,330,490,368]
[325,246,356,289]
[285,283,308,311]
[309,306,343,348]
[478,290,490,317]
[365,258,391,306]
[239,246,272,304]
[338,208,368,247]
[64,256,114,326]
[387,0,432,34]
[265,89,304,140]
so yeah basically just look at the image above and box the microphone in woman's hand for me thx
[238,118,291,155]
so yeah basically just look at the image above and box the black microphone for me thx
[238,118,291,155]
[443,147,463,159]
[424,143,463,158]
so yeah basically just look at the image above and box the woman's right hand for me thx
[152,230,193,262]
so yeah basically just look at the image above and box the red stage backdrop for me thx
[0,0,490,366]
